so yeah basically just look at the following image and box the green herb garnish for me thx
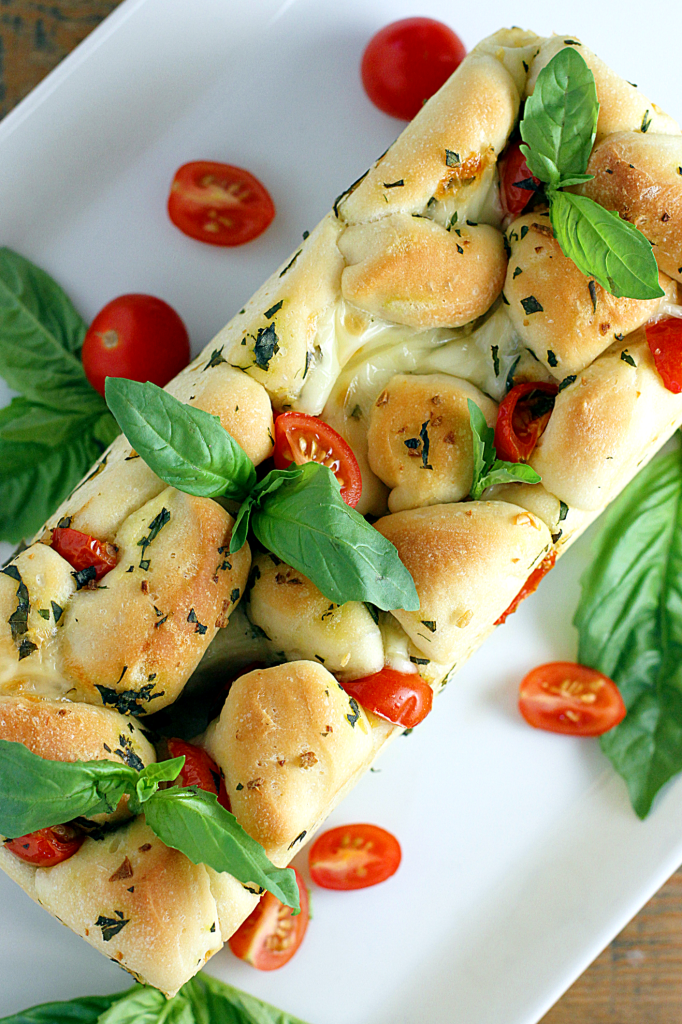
[468,400,541,500]
[519,49,663,300]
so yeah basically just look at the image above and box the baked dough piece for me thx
[204,662,374,864]
[504,212,675,376]
[247,554,384,679]
[375,501,551,662]
[530,331,682,510]
[577,132,682,284]
[367,373,497,512]
[339,215,507,329]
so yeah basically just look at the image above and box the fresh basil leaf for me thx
[0,739,138,837]
[143,786,300,910]
[520,47,598,188]
[0,248,94,405]
[575,445,682,818]
[0,430,103,543]
[468,400,541,501]
[184,974,312,1024]
[0,993,132,1024]
[549,190,664,300]
[130,757,185,809]
[247,462,419,611]
[105,379,256,501]
[229,465,305,555]
[96,988,170,1024]
[91,412,121,448]
[0,396,97,447]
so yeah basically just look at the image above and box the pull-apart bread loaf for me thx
[2,28,681,994]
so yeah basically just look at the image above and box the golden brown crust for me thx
[247,554,384,679]
[58,489,250,712]
[504,212,674,376]
[530,331,682,510]
[367,373,497,512]
[204,662,373,863]
[339,215,507,329]
[375,501,551,662]
[577,132,682,283]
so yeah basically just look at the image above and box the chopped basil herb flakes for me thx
[641,110,652,133]
[559,374,576,391]
[559,500,569,521]
[264,300,283,319]
[547,350,558,367]
[2,564,30,645]
[72,565,97,590]
[383,179,404,188]
[588,279,598,313]
[38,608,50,620]
[410,656,430,665]
[513,266,523,278]
[621,350,637,367]
[520,224,529,239]
[187,608,208,635]
[95,682,164,717]
[253,323,280,370]
[204,347,226,370]
[279,250,301,277]
[419,420,432,470]
[491,345,500,377]
[521,295,544,315]
[421,620,437,632]
[445,150,460,167]
[95,914,129,942]
[138,507,170,569]
[346,697,361,727]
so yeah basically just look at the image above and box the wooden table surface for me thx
[2,2,682,1020]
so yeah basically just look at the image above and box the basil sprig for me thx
[0,975,311,1024]
[0,249,120,543]
[105,379,419,612]
[0,739,299,909]
[468,401,541,501]
[575,441,682,819]
[519,48,663,300]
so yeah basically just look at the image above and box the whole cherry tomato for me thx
[168,161,275,247]
[166,738,231,811]
[646,317,682,393]
[499,141,542,218]
[51,526,118,582]
[361,18,466,120]
[5,823,85,867]
[273,412,362,507]
[82,294,190,397]
[494,382,558,463]
[228,868,309,970]
[308,823,401,890]
[341,668,433,729]
[518,662,626,736]
[496,551,556,625]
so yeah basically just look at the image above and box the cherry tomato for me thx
[518,662,626,736]
[167,738,231,811]
[308,823,401,890]
[5,823,84,867]
[496,551,556,626]
[168,161,275,247]
[273,412,362,507]
[494,382,558,463]
[499,141,542,218]
[228,868,309,970]
[341,668,433,729]
[361,18,466,120]
[647,317,682,393]
[51,526,118,582]
[82,294,190,397]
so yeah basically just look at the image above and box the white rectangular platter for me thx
[1,1,681,1021]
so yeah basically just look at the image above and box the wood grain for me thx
[2,3,682,1021]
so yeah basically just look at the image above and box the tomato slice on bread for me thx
[166,738,230,811]
[51,527,118,582]
[308,823,401,890]
[168,161,275,246]
[499,141,542,218]
[647,317,682,393]
[273,412,362,507]
[518,662,626,736]
[5,823,84,867]
[494,382,558,463]
[228,867,309,970]
[496,551,556,625]
[341,668,433,729]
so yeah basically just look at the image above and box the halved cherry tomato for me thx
[494,382,558,463]
[361,18,466,121]
[518,661,626,736]
[168,161,275,247]
[5,823,85,867]
[166,738,230,811]
[228,868,309,970]
[646,317,682,393]
[273,412,362,507]
[496,550,556,626]
[82,293,190,397]
[341,668,432,729]
[51,526,118,582]
[308,823,401,890]
[499,141,542,218]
